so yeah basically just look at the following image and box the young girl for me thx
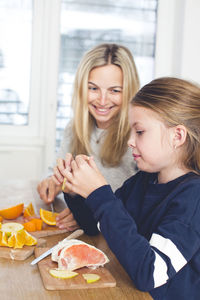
[54,77,200,299]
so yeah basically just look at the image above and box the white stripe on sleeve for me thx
[152,250,169,288]
[97,222,101,231]
[150,233,187,272]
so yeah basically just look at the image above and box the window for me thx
[0,0,159,179]
[56,0,158,149]
[0,0,32,126]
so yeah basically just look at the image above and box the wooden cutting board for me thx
[35,247,116,290]
[0,238,46,260]
[31,225,69,238]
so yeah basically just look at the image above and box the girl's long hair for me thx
[70,43,140,166]
[131,77,200,174]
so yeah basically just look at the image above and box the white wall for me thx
[155,0,200,84]
[180,0,200,83]
[0,0,199,181]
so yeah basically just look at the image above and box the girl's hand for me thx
[56,207,79,231]
[64,155,107,198]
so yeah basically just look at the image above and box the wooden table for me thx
[0,180,152,300]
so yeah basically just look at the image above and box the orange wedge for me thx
[7,234,16,248]
[23,218,43,232]
[0,203,24,219]
[40,208,58,226]
[24,202,35,217]
[18,229,37,247]
[32,218,43,230]
[23,221,36,232]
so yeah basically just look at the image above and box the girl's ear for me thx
[173,125,187,148]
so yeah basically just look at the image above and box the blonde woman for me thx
[38,43,140,232]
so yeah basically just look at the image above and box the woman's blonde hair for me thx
[70,43,140,166]
[131,77,200,174]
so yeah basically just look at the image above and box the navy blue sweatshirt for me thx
[64,171,200,300]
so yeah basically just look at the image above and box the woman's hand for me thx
[64,155,107,198]
[37,177,61,203]
[56,207,79,231]
[52,153,74,193]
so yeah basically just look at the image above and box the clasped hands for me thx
[52,153,107,199]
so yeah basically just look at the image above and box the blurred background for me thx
[0,0,199,180]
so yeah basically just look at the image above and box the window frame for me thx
[0,0,61,170]
[0,0,60,140]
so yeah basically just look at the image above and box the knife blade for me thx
[50,202,55,214]
[30,229,84,266]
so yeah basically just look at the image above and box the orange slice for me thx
[40,208,58,226]
[18,229,37,247]
[23,202,35,217]
[0,216,3,222]
[0,203,24,219]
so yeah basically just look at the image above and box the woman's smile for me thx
[91,104,115,115]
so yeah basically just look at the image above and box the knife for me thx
[50,202,55,214]
[30,229,84,266]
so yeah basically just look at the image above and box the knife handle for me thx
[65,229,84,241]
